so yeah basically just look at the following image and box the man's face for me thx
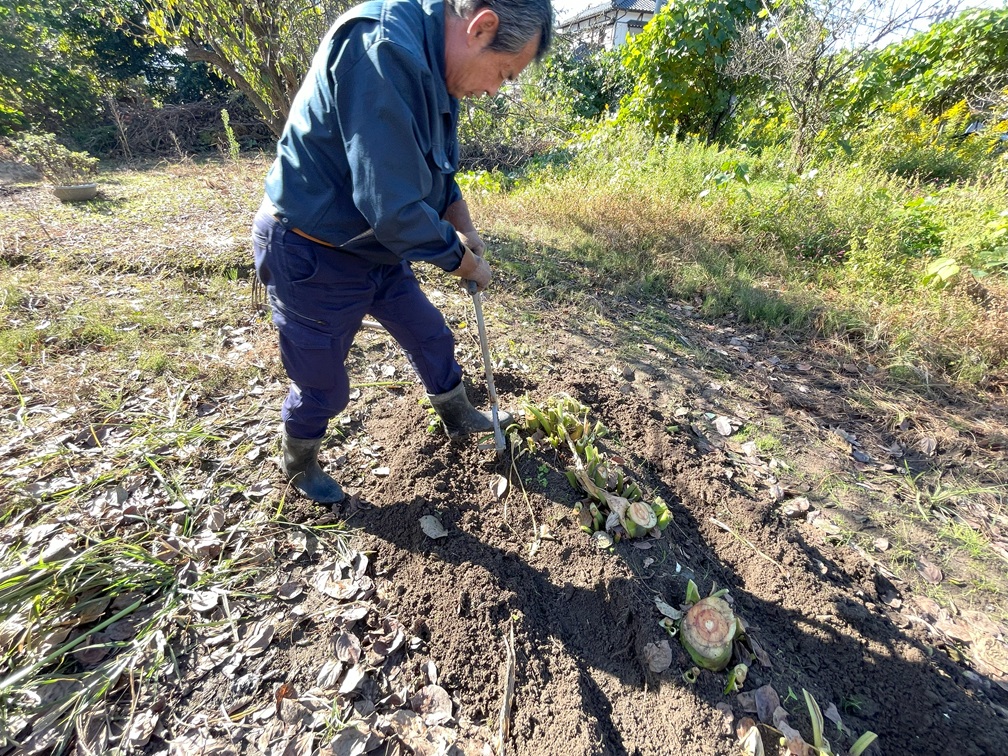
[445,11,539,100]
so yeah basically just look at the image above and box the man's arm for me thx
[444,198,485,257]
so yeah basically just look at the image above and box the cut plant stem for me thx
[680,596,737,672]
[495,623,517,752]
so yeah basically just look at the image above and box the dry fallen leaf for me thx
[411,683,453,726]
[335,631,362,665]
[191,590,219,613]
[936,618,975,644]
[126,710,160,749]
[778,720,809,755]
[339,664,366,695]
[419,516,448,540]
[73,643,109,667]
[911,595,943,619]
[491,475,508,500]
[316,659,344,689]
[206,506,226,531]
[823,702,843,730]
[371,618,406,658]
[329,723,379,756]
[961,610,1002,639]
[715,415,734,436]
[642,640,673,673]
[736,691,757,713]
[75,708,111,756]
[749,637,772,668]
[274,682,296,716]
[970,636,1008,686]
[387,710,428,753]
[873,537,890,552]
[241,621,275,657]
[736,718,764,756]
[915,558,943,585]
[655,597,683,621]
[754,684,780,724]
[313,563,359,600]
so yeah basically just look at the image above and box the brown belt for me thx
[259,197,338,248]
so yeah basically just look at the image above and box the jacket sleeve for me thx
[334,39,465,272]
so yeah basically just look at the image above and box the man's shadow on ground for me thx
[343,444,1008,755]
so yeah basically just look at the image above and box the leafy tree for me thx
[0,0,100,136]
[618,0,761,142]
[456,37,631,171]
[847,7,1008,123]
[534,35,633,123]
[728,0,955,164]
[146,0,353,137]
[0,0,226,140]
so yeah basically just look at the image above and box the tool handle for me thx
[466,280,478,295]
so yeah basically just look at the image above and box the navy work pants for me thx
[252,210,462,440]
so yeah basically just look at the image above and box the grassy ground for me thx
[463,126,1008,388]
[1,145,1006,751]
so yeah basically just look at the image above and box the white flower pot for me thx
[53,183,98,202]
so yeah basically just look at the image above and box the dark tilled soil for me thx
[324,358,1007,756]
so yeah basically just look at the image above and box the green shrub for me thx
[7,132,98,184]
[855,100,989,182]
[618,0,760,141]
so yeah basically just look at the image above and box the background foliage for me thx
[618,0,761,141]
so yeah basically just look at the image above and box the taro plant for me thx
[7,132,99,185]
[520,395,672,541]
[656,580,748,692]
[801,688,878,756]
[679,580,738,672]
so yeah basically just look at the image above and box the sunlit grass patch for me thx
[0,327,42,366]
[939,520,994,561]
[468,126,1008,387]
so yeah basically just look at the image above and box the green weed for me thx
[939,521,992,560]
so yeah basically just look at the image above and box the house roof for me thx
[560,0,656,27]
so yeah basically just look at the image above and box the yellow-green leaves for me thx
[522,395,670,541]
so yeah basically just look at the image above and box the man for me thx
[252,0,553,503]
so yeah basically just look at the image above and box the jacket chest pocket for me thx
[432,143,454,174]
[429,143,455,213]
[432,111,457,173]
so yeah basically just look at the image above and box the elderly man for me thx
[252,0,553,503]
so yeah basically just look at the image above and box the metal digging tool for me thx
[467,280,506,454]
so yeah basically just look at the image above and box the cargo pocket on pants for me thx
[277,320,336,391]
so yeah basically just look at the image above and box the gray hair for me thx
[447,0,554,60]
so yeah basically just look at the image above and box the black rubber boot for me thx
[281,431,345,504]
[429,382,512,439]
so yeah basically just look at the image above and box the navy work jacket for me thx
[264,0,465,272]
